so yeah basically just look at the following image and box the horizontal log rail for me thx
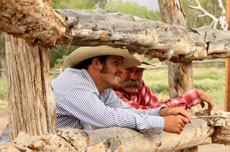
[0,119,214,152]
[1,4,230,62]
[56,8,230,62]
[1,111,230,152]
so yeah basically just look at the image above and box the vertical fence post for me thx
[225,0,230,112]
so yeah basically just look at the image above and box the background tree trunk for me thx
[5,34,56,140]
[158,0,195,151]
[158,0,193,98]
[0,32,6,77]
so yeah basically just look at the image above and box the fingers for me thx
[177,109,191,123]
[200,101,205,108]
[206,103,214,113]
[164,115,189,134]
[197,89,214,113]
[178,114,190,124]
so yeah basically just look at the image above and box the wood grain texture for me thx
[56,8,230,62]
[5,34,56,140]
[0,0,72,47]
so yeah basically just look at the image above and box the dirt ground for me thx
[0,105,230,151]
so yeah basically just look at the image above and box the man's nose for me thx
[129,71,138,80]
[118,65,125,73]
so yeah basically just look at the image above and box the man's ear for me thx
[91,58,103,70]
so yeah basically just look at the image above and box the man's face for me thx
[120,67,144,93]
[99,56,124,88]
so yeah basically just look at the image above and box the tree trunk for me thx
[158,0,193,98]
[0,32,6,77]
[158,0,194,151]
[5,34,56,140]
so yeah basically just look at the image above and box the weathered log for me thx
[0,0,72,47]
[0,119,213,152]
[56,8,230,62]
[206,111,230,145]
[5,34,56,140]
[212,126,230,145]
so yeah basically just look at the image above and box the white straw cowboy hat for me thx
[133,53,156,69]
[63,46,141,68]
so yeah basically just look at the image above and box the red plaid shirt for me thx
[113,80,201,110]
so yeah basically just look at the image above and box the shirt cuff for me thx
[149,105,168,116]
[148,116,164,134]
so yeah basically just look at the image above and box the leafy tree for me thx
[49,45,78,69]
[51,0,109,9]
[105,0,161,21]
[0,32,4,58]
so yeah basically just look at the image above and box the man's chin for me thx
[122,87,138,93]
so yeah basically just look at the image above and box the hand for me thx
[160,107,191,123]
[163,115,189,134]
[196,89,214,113]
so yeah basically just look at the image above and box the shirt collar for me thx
[81,68,102,95]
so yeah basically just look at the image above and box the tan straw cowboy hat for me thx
[133,53,156,69]
[63,46,141,68]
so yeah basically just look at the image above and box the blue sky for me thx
[123,0,159,11]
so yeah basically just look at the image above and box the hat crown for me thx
[133,54,144,62]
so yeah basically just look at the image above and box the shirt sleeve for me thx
[163,88,201,109]
[60,84,164,133]
[114,81,201,110]
[106,90,163,116]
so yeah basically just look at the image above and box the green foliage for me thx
[51,0,94,9]
[0,32,5,58]
[0,77,7,101]
[49,45,78,69]
[51,0,108,9]
[105,0,161,20]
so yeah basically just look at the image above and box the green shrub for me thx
[0,77,8,101]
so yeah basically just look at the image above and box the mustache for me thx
[123,79,140,88]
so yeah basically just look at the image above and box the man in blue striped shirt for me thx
[52,46,191,134]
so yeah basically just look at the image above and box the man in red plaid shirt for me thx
[113,54,214,113]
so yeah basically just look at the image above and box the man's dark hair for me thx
[74,55,108,69]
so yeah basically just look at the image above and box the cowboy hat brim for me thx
[137,63,156,69]
[63,46,141,68]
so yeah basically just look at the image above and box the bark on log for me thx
[56,8,230,62]
[212,126,230,145]
[0,0,72,47]
[0,119,213,152]
[5,34,56,140]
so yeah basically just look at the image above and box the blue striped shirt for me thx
[52,68,164,133]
